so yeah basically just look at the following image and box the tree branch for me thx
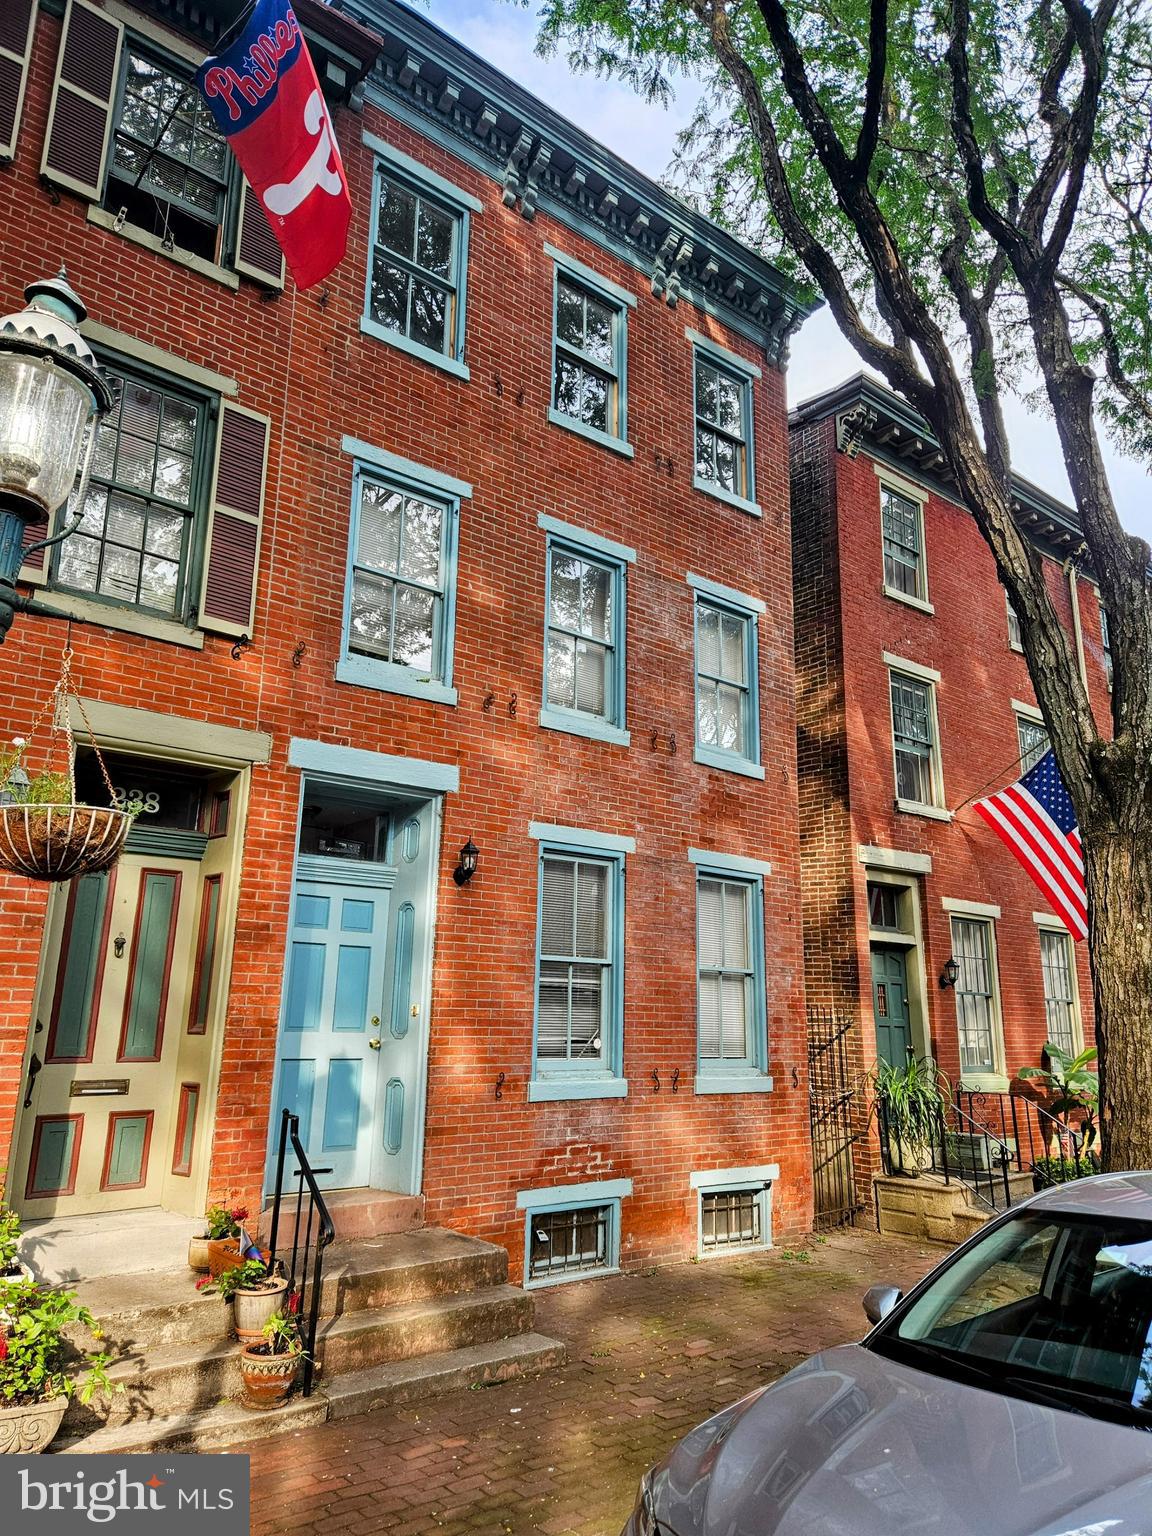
[852,0,888,182]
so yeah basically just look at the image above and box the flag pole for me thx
[950,747,1031,818]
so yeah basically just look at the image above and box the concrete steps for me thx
[56,1224,564,1454]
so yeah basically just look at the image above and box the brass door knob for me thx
[368,1037,382,1050]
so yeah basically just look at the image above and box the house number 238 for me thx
[112,788,160,813]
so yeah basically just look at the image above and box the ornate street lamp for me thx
[0,269,113,635]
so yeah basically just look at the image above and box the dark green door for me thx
[871,946,911,1066]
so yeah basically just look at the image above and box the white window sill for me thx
[547,408,634,459]
[359,317,470,380]
[1009,640,1025,654]
[695,747,766,781]
[694,1073,774,1095]
[31,589,205,649]
[696,1241,771,1260]
[87,206,240,290]
[335,655,458,705]
[883,585,935,615]
[524,1263,622,1290]
[528,1078,628,1102]
[538,708,630,747]
[692,476,762,518]
[959,1073,1010,1095]
[895,798,952,822]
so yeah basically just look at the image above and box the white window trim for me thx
[873,461,929,499]
[1007,592,1025,652]
[882,651,941,683]
[857,845,933,874]
[1036,923,1084,1055]
[1032,911,1070,930]
[887,664,948,815]
[878,472,932,612]
[942,897,1002,919]
[950,912,1007,1088]
[1012,698,1044,723]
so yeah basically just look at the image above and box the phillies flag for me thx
[973,748,1088,939]
[197,0,351,289]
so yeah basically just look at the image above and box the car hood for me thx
[651,1344,1152,1536]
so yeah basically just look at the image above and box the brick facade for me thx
[0,0,814,1278]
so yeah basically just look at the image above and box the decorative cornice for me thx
[334,0,817,363]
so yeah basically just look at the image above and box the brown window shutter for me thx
[17,515,49,588]
[0,0,36,163]
[199,403,271,639]
[235,180,285,290]
[40,0,122,201]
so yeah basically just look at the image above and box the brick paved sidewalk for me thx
[238,1229,939,1536]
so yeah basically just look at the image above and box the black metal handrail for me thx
[957,1090,1096,1188]
[267,1108,335,1397]
[876,1093,1013,1211]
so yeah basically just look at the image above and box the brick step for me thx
[314,1228,508,1314]
[55,1335,566,1455]
[316,1285,535,1375]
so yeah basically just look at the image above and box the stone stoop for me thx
[873,1171,1032,1245]
[54,1228,565,1455]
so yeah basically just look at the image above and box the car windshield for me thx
[869,1209,1152,1430]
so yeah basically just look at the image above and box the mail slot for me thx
[69,1079,130,1097]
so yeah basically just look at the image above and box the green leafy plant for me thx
[0,747,72,806]
[259,1313,302,1358]
[202,1259,274,1302]
[0,1281,119,1406]
[0,1181,22,1275]
[1032,1152,1101,1187]
[204,1202,247,1241]
[1019,1043,1100,1152]
[870,1055,950,1175]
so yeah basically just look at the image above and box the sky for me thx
[426,0,1151,541]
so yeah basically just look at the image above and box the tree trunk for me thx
[1084,791,1152,1170]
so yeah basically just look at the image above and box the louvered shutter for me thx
[40,0,122,201]
[17,515,49,587]
[235,180,285,289]
[198,403,270,638]
[0,0,36,163]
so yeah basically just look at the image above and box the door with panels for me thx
[870,946,912,1068]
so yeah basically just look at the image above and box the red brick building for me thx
[791,377,1110,1202]
[0,0,816,1283]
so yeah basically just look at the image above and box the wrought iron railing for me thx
[267,1108,335,1397]
[956,1090,1097,1188]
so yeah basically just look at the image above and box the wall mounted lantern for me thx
[453,837,479,886]
[939,956,960,989]
[0,269,114,639]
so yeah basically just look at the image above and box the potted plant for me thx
[205,1259,288,1345]
[238,1313,304,1411]
[0,1280,118,1453]
[870,1055,949,1177]
[1019,1042,1100,1155]
[0,1192,30,1295]
[203,1202,248,1276]
[0,742,136,883]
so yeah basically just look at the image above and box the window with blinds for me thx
[951,916,1002,1075]
[348,477,449,676]
[697,875,761,1068]
[696,600,754,763]
[1017,715,1050,775]
[1039,929,1079,1055]
[536,854,615,1069]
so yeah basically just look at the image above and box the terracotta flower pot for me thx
[0,1394,68,1453]
[0,804,132,882]
[231,1276,289,1345]
[188,1236,212,1272]
[238,1344,301,1410]
[206,1238,242,1277]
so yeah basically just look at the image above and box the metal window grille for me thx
[701,1188,762,1250]
[55,368,200,615]
[1017,716,1050,775]
[529,1204,610,1279]
[536,856,611,1064]
[890,673,938,805]
[952,916,999,1073]
[1040,929,1077,1054]
[348,477,447,675]
[881,487,923,598]
[546,548,615,719]
[370,171,460,356]
[553,276,621,436]
[697,600,751,758]
[695,357,749,497]
[697,877,755,1061]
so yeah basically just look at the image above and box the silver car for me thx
[623,1173,1152,1535]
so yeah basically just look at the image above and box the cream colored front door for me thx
[13,852,201,1216]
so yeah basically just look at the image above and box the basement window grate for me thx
[528,1204,611,1280]
[701,1188,763,1251]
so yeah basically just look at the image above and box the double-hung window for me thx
[1039,928,1080,1055]
[337,444,466,705]
[548,248,634,455]
[881,484,928,606]
[951,915,1002,1077]
[888,664,943,811]
[530,826,630,1100]
[691,850,772,1094]
[1017,713,1050,774]
[691,576,764,779]
[1007,594,1024,651]
[691,334,759,515]
[539,518,633,746]
[55,364,207,617]
[364,144,477,377]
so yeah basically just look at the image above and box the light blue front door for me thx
[267,864,394,1189]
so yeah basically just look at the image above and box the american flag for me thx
[973,748,1088,940]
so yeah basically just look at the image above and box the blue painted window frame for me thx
[362,153,472,380]
[691,342,760,517]
[530,835,627,1100]
[520,1189,624,1288]
[693,590,763,778]
[337,461,461,705]
[540,529,629,746]
[694,862,769,1090]
[547,255,633,457]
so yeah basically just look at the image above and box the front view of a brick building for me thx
[0,0,816,1283]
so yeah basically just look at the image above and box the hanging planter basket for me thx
[0,646,135,883]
